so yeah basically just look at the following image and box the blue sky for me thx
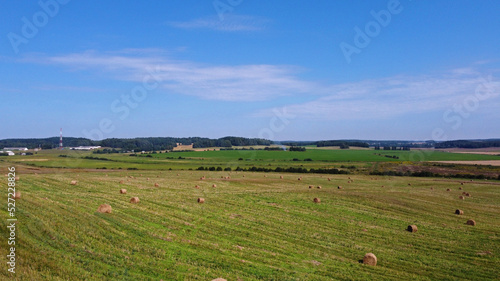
[1,0,499,141]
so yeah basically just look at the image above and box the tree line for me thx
[0,136,271,152]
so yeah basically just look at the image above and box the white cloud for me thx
[168,15,268,32]
[33,50,316,101]
[255,72,500,120]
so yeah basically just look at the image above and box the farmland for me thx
[1,149,499,280]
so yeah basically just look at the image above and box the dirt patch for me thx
[431,160,500,166]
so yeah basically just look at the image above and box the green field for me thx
[1,160,499,280]
[6,148,500,172]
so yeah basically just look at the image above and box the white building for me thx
[70,146,102,150]
[3,147,28,151]
[0,151,15,156]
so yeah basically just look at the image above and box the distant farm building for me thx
[0,151,15,156]
[173,143,194,151]
[70,146,102,150]
[3,147,28,151]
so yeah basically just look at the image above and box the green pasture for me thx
[1,165,498,280]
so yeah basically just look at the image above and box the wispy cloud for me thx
[29,50,315,101]
[168,15,268,32]
[255,70,500,120]
[25,50,500,121]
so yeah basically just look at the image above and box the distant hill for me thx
[434,139,500,149]
[2,137,499,151]
[0,136,271,152]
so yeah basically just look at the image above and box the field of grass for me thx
[1,161,499,280]
[6,148,500,172]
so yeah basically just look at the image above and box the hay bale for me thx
[197,197,205,203]
[328,178,331,181]
[407,225,418,233]
[119,180,124,184]
[462,192,467,195]
[337,186,342,189]
[317,186,322,189]
[465,192,471,197]
[154,183,159,187]
[408,183,411,186]
[455,209,464,215]
[280,175,283,179]
[313,198,321,203]
[12,192,21,199]
[461,182,464,185]
[466,219,476,226]
[459,187,463,190]
[15,176,20,181]
[195,185,200,189]
[309,185,314,189]
[130,197,140,203]
[363,253,377,266]
[446,188,451,191]
[97,204,112,213]
[298,177,302,181]
[70,180,77,185]
[459,195,464,200]
[120,189,127,194]
[212,184,217,188]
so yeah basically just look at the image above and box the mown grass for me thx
[1,163,498,280]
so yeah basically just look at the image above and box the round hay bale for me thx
[462,192,467,195]
[119,180,124,184]
[15,176,20,181]
[97,204,112,213]
[408,183,411,186]
[446,188,451,191]
[308,185,313,189]
[70,180,77,185]
[280,175,283,179]
[298,177,302,181]
[130,197,140,203]
[212,184,217,188]
[465,192,471,197]
[407,225,418,233]
[12,192,21,199]
[328,178,331,181]
[317,186,322,189]
[363,253,377,266]
[313,198,321,203]
[466,219,476,226]
[459,195,464,200]
[195,185,200,189]
[459,187,463,190]
[154,183,159,187]
[430,187,433,190]
[461,182,464,185]
[120,189,127,194]
[337,186,342,189]
[455,209,464,215]
[197,197,205,203]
